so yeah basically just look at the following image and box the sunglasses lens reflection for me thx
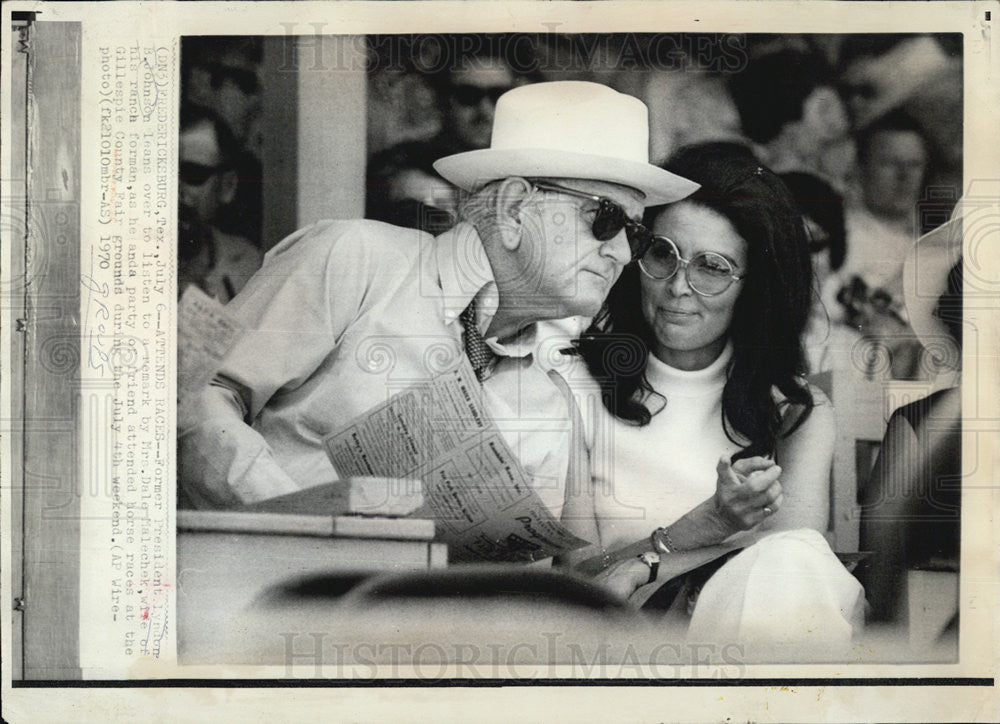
[592,199,627,241]
[591,210,617,241]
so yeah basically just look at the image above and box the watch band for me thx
[637,551,660,584]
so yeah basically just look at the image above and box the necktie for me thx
[460,300,495,383]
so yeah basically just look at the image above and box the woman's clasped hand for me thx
[712,455,783,532]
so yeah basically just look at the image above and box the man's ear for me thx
[217,168,239,206]
[491,177,534,251]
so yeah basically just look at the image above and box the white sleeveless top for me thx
[591,344,744,551]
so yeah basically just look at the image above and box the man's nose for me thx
[600,230,632,266]
[476,96,496,117]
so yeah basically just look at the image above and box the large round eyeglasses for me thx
[637,235,745,297]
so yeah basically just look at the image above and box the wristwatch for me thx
[637,550,660,584]
[651,526,676,554]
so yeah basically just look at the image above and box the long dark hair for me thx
[578,142,815,460]
[779,171,846,272]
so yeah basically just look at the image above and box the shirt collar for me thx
[436,221,496,325]
[434,222,582,364]
[435,221,527,358]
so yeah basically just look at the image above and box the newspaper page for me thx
[2,1,999,722]
[176,284,240,405]
[324,358,591,562]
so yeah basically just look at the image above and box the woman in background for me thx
[566,143,864,652]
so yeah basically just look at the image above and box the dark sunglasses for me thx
[531,181,651,260]
[179,161,224,187]
[450,84,508,107]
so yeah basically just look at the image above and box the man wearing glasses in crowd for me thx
[178,102,262,302]
[179,81,698,521]
[364,48,526,235]
[434,52,523,154]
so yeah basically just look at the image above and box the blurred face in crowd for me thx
[641,201,748,371]
[800,85,849,146]
[860,129,928,220]
[186,51,261,143]
[446,58,516,150]
[385,169,459,235]
[839,60,880,127]
[179,120,237,225]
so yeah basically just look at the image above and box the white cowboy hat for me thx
[433,81,699,206]
[902,204,963,372]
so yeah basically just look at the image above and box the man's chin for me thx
[565,293,604,320]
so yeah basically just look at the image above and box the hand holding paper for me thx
[322,359,592,563]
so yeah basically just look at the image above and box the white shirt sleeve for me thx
[177,221,383,507]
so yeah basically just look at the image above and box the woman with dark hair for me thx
[779,170,847,276]
[564,143,863,649]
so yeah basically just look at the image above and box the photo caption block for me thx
[78,36,178,677]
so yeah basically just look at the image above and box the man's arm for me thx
[178,221,384,507]
[178,381,301,508]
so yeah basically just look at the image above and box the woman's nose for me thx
[667,263,694,296]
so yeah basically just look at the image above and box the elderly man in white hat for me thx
[179,81,697,515]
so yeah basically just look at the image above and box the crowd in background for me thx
[178,32,963,382]
[176,32,965,634]
[178,38,263,303]
[366,32,962,385]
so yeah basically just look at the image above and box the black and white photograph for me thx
[2,2,998,722]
